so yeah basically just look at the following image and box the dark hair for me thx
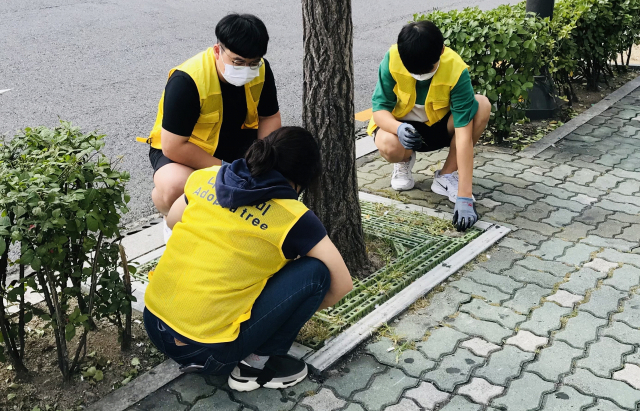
[397,20,444,74]
[245,127,321,191]
[215,13,269,59]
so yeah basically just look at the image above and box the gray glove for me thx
[452,197,479,232]
[397,123,423,150]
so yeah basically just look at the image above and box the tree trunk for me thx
[301,0,368,277]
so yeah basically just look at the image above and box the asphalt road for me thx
[1,0,509,224]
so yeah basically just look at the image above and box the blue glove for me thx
[452,197,479,232]
[397,123,423,150]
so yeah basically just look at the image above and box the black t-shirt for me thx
[162,59,279,162]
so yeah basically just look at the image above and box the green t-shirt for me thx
[372,51,479,128]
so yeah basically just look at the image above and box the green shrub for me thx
[0,121,133,380]
[415,5,554,141]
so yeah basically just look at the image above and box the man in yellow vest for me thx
[142,14,282,239]
[368,21,491,231]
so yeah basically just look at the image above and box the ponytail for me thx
[244,127,321,189]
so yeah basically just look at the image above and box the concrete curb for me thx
[520,74,640,158]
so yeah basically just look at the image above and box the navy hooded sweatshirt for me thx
[211,159,326,260]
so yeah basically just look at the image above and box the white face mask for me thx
[410,61,440,81]
[221,64,260,87]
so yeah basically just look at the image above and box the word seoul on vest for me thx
[192,180,271,231]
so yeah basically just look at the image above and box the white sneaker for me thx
[162,218,172,244]
[431,169,475,203]
[391,152,416,191]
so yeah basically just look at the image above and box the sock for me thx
[242,353,269,369]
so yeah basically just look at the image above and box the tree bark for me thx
[301,0,368,277]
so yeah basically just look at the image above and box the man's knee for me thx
[375,131,406,163]
[298,257,331,291]
[475,94,491,126]
[156,183,184,208]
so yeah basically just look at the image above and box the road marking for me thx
[355,108,372,122]
[0,89,11,95]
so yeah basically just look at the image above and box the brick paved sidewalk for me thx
[128,87,640,411]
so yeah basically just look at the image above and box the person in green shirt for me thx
[369,20,491,231]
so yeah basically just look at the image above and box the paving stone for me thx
[569,159,611,173]
[552,150,581,163]
[549,163,578,179]
[517,157,556,169]
[528,182,575,199]
[382,399,420,411]
[597,199,640,215]
[417,327,470,360]
[366,338,435,378]
[460,298,526,329]
[532,238,573,260]
[233,385,295,411]
[491,372,554,411]
[404,381,450,410]
[484,203,524,222]
[596,153,628,167]
[613,292,640,328]
[404,287,472,335]
[581,235,637,252]
[625,351,640,366]
[565,367,640,409]
[449,313,512,344]
[475,345,535,385]
[599,248,640,268]
[458,377,504,405]
[286,378,320,401]
[495,184,545,201]
[484,173,532,189]
[584,258,619,273]
[423,348,483,391]
[324,355,385,398]
[546,290,584,307]
[466,268,524,295]
[602,320,640,344]
[503,284,551,314]
[540,195,588,213]
[353,368,417,411]
[612,180,640,195]
[190,390,240,411]
[519,171,563,187]
[575,207,614,226]
[572,194,599,206]
[475,177,503,190]
[526,341,583,381]
[610,168,640,181]
[482,164,521,177]
[519,302,572,336]
[515,256,573,275]
[555,311,608,349]
[486,158,527,171]
[133,389,187,411]
[477,249,524,273]
[595,219,629,238]
[559,181,606,198]
[341,404,366,411]
[509,229,547,245]
[449,278,511,303]
[604,265,640,291]
[439,396,482,411]
[541,385,595,411]
[568,168,601,185]
[496,237,536,254]
[504,265,562,289]
[543,208,580,227]
[577,336,634,378]
[558,244,600,266]
[301,388,346,411]
[617,224,640,243]
[460,338,501,357]
[579,285,627,319]
[510,217,561,236]
[584,399,626,411]
[612,363,640,389]
[476,197,501,209]
[559,222,596,241]
[518,202,556,222]
[167,374,214,404]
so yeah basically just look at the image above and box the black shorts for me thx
[374,111,452,152]
[149,147,175,175]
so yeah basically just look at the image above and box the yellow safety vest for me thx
[367,45,468,135]
[144,166,309,344]
[139,48,266,156]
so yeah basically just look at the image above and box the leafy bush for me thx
[415,5,554,141]
[0,121,134,380]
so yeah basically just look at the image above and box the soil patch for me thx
[0,309,165,411]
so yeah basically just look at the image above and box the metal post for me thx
[525,0,558,120]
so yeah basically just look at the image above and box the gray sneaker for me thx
[228,355,308,392]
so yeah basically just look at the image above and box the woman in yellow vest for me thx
[142,14,282,241]
[143,126,352,392]
[369,21,492,232]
